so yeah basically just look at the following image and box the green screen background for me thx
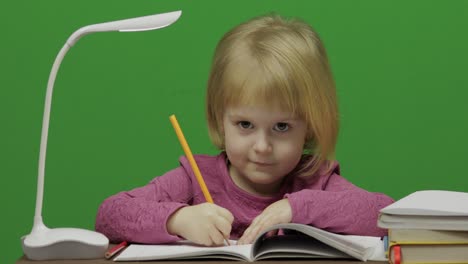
[2,1,467,263]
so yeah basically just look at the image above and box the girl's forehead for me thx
[225,94,299,116]
[225,105,297,119]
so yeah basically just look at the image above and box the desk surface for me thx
[17,256,386,264]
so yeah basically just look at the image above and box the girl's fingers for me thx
[265,229,278,238]
[216,206,234,223]
[238,200,292,245]
[239,220,263,244]
[208,226,226,246]
[214,215,232,238]
[239,213,282,244]
[238,224,254,245]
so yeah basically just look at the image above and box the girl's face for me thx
[223,105,307,196]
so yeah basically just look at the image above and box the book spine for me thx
[389,244,401,264]
[390,241,468,245]
[383,236,389,259]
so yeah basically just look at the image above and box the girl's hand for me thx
[237,199,292,245]
[167,203,234,246]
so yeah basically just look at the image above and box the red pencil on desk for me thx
[105,241,128,259]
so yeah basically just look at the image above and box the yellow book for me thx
[388,241,468,264]
[389,229,468,243]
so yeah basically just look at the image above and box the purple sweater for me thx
[95,153,393,243]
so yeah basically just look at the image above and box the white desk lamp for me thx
[21,10,182,260]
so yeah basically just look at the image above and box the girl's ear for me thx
[221,126,226,141]
[220,120,224,133]
[218,118,226,148]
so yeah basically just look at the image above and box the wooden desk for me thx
[17,256,386,264]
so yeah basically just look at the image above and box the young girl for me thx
[95,14,394,246]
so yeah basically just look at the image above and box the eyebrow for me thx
[226,113,299,122]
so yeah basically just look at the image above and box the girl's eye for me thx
[238,121,253,129]
[274,122,289,132]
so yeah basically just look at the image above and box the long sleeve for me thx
[96,153,394,242]
[285,164,394,237]
[95,166,193,244]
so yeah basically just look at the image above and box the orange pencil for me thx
[169,115,213,203]
[169,114,230,245]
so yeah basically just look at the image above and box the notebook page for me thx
[114,242,252,261]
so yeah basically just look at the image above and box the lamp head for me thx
[67,10,182,46]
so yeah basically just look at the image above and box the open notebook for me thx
[114,223,386,262]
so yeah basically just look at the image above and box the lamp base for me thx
[22,226,109,260]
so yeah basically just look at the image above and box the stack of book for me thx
[378,190,468,264]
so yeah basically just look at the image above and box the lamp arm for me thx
[24,10,182,260]
[33,42,71,232]
[31,9,182,233]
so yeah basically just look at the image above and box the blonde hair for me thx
[206,14,339,177]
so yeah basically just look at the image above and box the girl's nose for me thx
[253,132,273,153]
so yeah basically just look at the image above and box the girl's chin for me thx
[245,172,281,185]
